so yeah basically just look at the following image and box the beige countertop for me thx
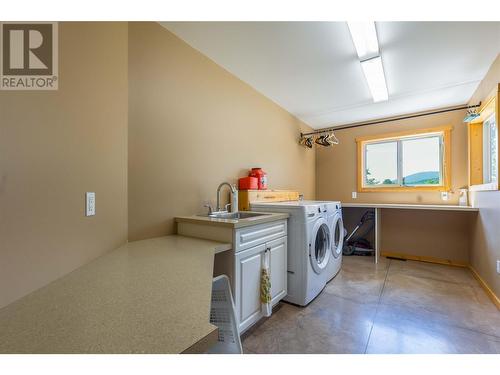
[0,235,231,354]
[342,203,479,212]
[175,211,289,228]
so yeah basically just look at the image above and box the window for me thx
[482,114,497,184]
[468,84,499,192]
[357,126,452,192]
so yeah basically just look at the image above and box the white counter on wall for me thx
[342,203,479,212]
[341,203,479,264]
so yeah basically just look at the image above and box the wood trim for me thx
[357,140,363,192]
[468,122,483,186]
[380,251,468,267]
[468,83,499,192]
[494,85,498,190]
[355,125,453,143]
[469,266,500,310]
[443,128,452,192]
[471,97,494,124]
[357,125,452,192]
[470,85,498,124]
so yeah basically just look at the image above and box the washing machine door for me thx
[310,218,331,274]
[331,213,344,259]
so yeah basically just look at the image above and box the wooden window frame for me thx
[468,84,499,192]
[356,125,452,193]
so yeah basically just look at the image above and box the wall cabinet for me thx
[234,221,287,333]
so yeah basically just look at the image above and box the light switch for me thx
[441,192,449,201]
[352,192,357,199]
[497,260,500,275]
[86,192,95,216]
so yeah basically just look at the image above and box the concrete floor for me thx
[241,256,500,354]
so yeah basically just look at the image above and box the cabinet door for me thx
[267,236,287,306]
[235,243,265,332]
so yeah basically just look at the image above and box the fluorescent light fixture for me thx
[347,21,389,102]
[347,21,379,60]
[360,57,388,103]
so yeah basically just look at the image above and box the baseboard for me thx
[380,251,500,310]
[380,251,468,267]
[468,266,500,310]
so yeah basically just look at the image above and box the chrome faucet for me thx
[216,182,238,213]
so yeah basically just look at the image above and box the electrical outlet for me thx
[86,192,95,216]
[352,192,357,199]
[497,260,500,275]
[441,191,449,201]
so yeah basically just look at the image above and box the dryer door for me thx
[310,218,331,274]
[331,213,344,259]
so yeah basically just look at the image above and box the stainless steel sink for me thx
[198,212,271,220]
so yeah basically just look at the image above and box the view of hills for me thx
[368,171,440,185]
[403,171,440,184]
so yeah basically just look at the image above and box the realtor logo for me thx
[0,22,58,90]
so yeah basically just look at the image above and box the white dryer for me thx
[325,202,344,282]
[250,201,333,306]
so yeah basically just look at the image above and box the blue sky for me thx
[366,136,440,183]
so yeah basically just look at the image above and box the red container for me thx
[239,176,258,190]
[249,168,268,190]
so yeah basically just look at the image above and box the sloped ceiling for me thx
[161,22,500,129]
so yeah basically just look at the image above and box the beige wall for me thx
[3,20,493,309]
[379,209,472,263]
[128,23,315,241]
[0,23,129,309]
[316,110,468,205]
[316,96,471,262]
[468,54,500,297]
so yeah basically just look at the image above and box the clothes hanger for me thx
[299,131,338,148]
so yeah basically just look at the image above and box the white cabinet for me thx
[234,220,287,333]
[178,217,288,335]
[268,236,287,306]
[235,243,266,332]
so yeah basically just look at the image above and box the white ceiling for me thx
[161,22,500,129]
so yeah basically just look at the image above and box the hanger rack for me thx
[300,102,481,140]
[299,130,339,148]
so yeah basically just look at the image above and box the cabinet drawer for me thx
[235,220,287,252]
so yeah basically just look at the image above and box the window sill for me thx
[469,182,498,192]
[359,185,448,193]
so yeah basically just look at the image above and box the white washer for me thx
[250,200,333,306]
[325,202,343,282]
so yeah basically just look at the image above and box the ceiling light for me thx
[360,57,388,103]
[347,21,379,60]
[347,21,389,103]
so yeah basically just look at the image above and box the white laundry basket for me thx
[206,275,243,354]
